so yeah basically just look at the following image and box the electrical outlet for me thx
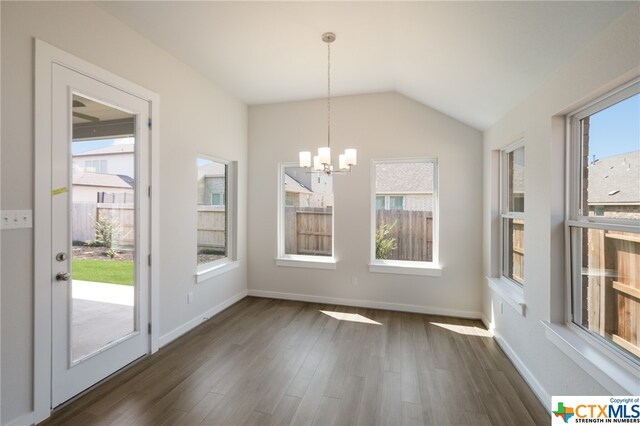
[187,291,194,304]
[351,276,358,286]
[1,210,33,230]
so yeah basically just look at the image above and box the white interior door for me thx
[51,63,150,407]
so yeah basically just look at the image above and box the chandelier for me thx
[299,32,357,175]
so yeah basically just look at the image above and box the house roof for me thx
[284,173,312,195]
[73,172,134,189]
[375,162,433,193]
[74,143,135,157]
[588,151,640,205]
[198,161,226,178]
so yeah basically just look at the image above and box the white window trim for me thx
[276,163,336,269]
[486,276,525,316]
[551,77,640,393]
[196,260,240,283]
[542,321,640,394]
[499,139,525,288]
[275,255,337,270]
[195,155,238,280]
[370,158,440,274]
[369,260,442,276]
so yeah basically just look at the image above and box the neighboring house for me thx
[284,174,313,207]
[375,162,434,211]
[284,171,334,208]
[72,143,135,177]
[72,171,134,203]
[587,150,640,218]
[197,161,226,207]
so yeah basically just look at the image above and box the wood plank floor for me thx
[42,297,549,425]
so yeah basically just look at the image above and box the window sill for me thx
[486,276,525,316]
[196,260,239,283]
[369,260,442,276]
[275,256,337,270]
[541,321,640,395]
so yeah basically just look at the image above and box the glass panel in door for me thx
[70,94,137,362]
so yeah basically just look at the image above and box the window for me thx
[501,142,525,285]
[376,195,406,210]
[84,159,107,173]
[197,156,236,272]
[389,195,404,210]
[278,165,334,263]
[211,193,223,206]
[371,159,439,273]
[567,81,640,364]
[285,193,295,207]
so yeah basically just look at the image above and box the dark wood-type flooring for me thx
[42,297,548,425]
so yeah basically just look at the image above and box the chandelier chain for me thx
[327,41,331,149]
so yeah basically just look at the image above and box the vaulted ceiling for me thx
[97,1,634,129]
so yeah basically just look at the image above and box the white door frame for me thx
[34,39,160,423]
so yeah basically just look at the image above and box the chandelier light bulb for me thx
[313,155,322,171]
[339,154,347,170]
[318,147,331,165]
[345,148,357,166]
[299,151,311,168]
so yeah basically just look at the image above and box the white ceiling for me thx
[96,1,634,130]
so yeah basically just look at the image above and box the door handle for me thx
[56,272,71,282]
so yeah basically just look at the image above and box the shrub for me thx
[92,214,121,250]
[375,221,397,260]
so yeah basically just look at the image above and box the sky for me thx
[588,93,640,161]
[72,137,133,154]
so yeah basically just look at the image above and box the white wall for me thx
[482,5,639,405]
[0,2,247,424]
[248,92,483,316]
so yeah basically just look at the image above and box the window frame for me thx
[195,154,239,282]
[499,139,525,287]
[276,162,336,269]
[562,78,640,383]
[369,157,441,276]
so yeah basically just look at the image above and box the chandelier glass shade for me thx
[299,32,357,175]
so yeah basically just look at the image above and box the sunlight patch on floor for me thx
[320,310,382,325]
[429,322,492,337]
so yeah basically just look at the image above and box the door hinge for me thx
[148,118,152,129]
[148,323,152,334]
[148,254,151,266]
[148,185,151,197]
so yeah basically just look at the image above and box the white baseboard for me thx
[480,313,495,334]
[8,411,35,426]
[246,289,482,319]
[158,290,247,348]
[493,330,551,413]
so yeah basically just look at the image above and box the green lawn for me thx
[72,259,134,286]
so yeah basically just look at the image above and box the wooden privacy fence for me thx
[283,207,434,261]
[72,203,134,247]
[285,207,332,256]
[197,208,226,251]
[583,229,639,358]
[377,210,433,262]
[74,204,225,251]
[509,219,525,284]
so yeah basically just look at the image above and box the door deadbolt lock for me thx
[56,272,71,282]
[56,252,67,262]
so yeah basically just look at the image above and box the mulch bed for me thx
[72,246,134,261]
